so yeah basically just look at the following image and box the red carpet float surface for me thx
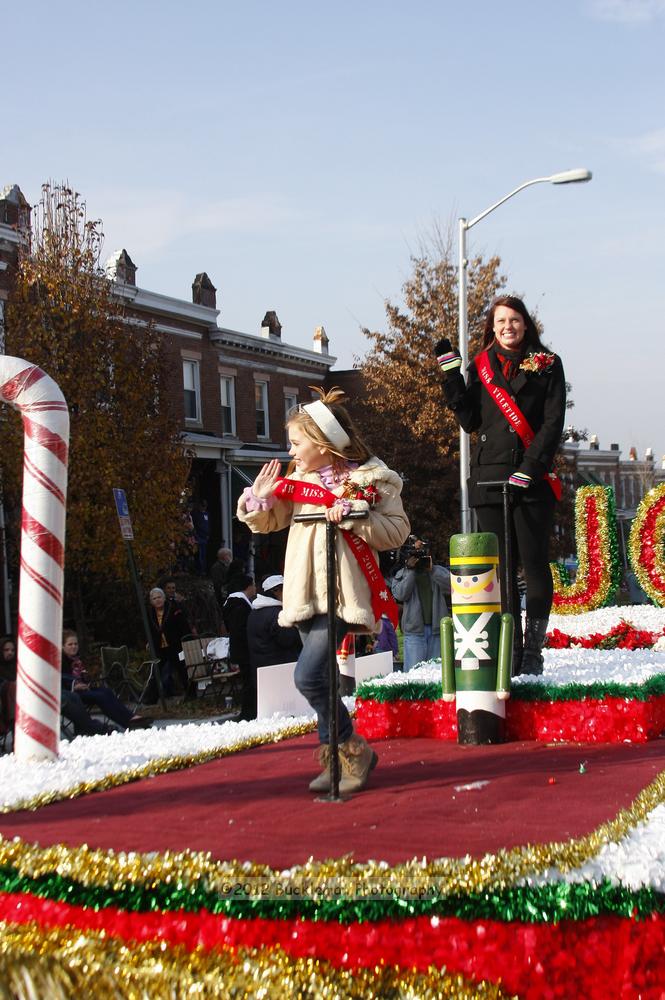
[0,606,664,997]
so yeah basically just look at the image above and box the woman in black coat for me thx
[436,295,566,675]
[147,587,192,698]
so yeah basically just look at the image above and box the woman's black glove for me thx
[435,337,462,372]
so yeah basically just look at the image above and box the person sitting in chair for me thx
[62,631,151,729]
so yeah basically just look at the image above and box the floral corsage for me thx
[343,482,380,506]
[520,351,556,374]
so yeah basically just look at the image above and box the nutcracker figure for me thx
[441,532,513,744]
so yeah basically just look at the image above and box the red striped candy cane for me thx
[0,357,69,761]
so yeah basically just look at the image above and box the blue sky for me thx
[5,0,665,466]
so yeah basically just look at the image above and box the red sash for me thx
[274,477,399,627]
[474,351,562,501]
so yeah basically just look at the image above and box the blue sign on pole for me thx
[112,488,134,540]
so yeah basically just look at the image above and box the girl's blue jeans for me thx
[295,614,353,745]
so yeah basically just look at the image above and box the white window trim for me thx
[220,374,237,437]
[255,379,270,439]
[183,358,202,424]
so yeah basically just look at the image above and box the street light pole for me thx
[457,168,592,533]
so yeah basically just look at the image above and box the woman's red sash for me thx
[474,351,562,500]
[274,477,399,627]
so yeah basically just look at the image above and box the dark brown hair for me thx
[481,295,547,351]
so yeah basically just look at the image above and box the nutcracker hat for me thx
[449,532,500,574]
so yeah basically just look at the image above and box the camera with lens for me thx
[401,535,432,570]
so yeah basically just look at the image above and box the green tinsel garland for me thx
[1,865,663,925]
[604,486,623,607]
[356,674,665,704]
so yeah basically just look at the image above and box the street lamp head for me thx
[550,168,592,185]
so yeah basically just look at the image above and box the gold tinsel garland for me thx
[550,485,615,614]
[0,923,513,1000]
[1,769,663,903]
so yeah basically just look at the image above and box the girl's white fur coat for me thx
[237,457,410,631]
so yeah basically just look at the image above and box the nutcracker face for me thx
[451,567,500,605]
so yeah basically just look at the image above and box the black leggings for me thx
[475,498,555,632]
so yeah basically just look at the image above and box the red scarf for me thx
[274,477,399,627]
[475,351,562,500]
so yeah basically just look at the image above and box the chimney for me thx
[105,249,137,286]
[260,311,282,339]
[646,447,654,462]
[192,272,217,308]
[629,447,637,461]
[589,434,599,450]
[610,443,620,451]
[313,325,329,355]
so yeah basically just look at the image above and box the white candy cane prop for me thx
[0,357,69,761]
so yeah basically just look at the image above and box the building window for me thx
[183,360,201,422]
[220,376,236,436]
[284,392,297,419]
[255,380,269,438]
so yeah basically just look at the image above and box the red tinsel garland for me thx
[546,621,664,650]
[1,891,664,999]
[355,696,665,744]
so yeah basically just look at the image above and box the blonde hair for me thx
[286,386,371,473]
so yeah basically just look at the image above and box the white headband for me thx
[302,400,351,450]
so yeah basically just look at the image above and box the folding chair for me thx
[100,645,157,710]
[182,636,240,704]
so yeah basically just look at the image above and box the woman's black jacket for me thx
[442,343,566,506]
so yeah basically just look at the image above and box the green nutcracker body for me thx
[441,532,513,744]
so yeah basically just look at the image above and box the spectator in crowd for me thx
[0,636,16,685]
[223,574,256,721]
[0,637,17,737]
[248,574,303,669]
[61,631,152,729]
[390,536,451,670]
[176,503,198,573]
[191,499,211,575]
[210,548,233,607]
[162,577,185,606]
[146,587,192,700]
[372,613,399,659]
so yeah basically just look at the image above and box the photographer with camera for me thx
[389,536,451,671]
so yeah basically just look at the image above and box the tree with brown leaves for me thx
[3,183,190,636]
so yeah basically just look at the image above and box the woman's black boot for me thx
[521,618,548,676]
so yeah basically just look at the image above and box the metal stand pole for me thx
[476,480,514,615]
[293,510,368,803]
[124,539,167,710]
[325,520,341,799]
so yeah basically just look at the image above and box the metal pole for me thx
[458,217,471,534]
[476,480,515,617]
[325,520,341,799]
[456,169,591,534]
[124,539,166,710]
